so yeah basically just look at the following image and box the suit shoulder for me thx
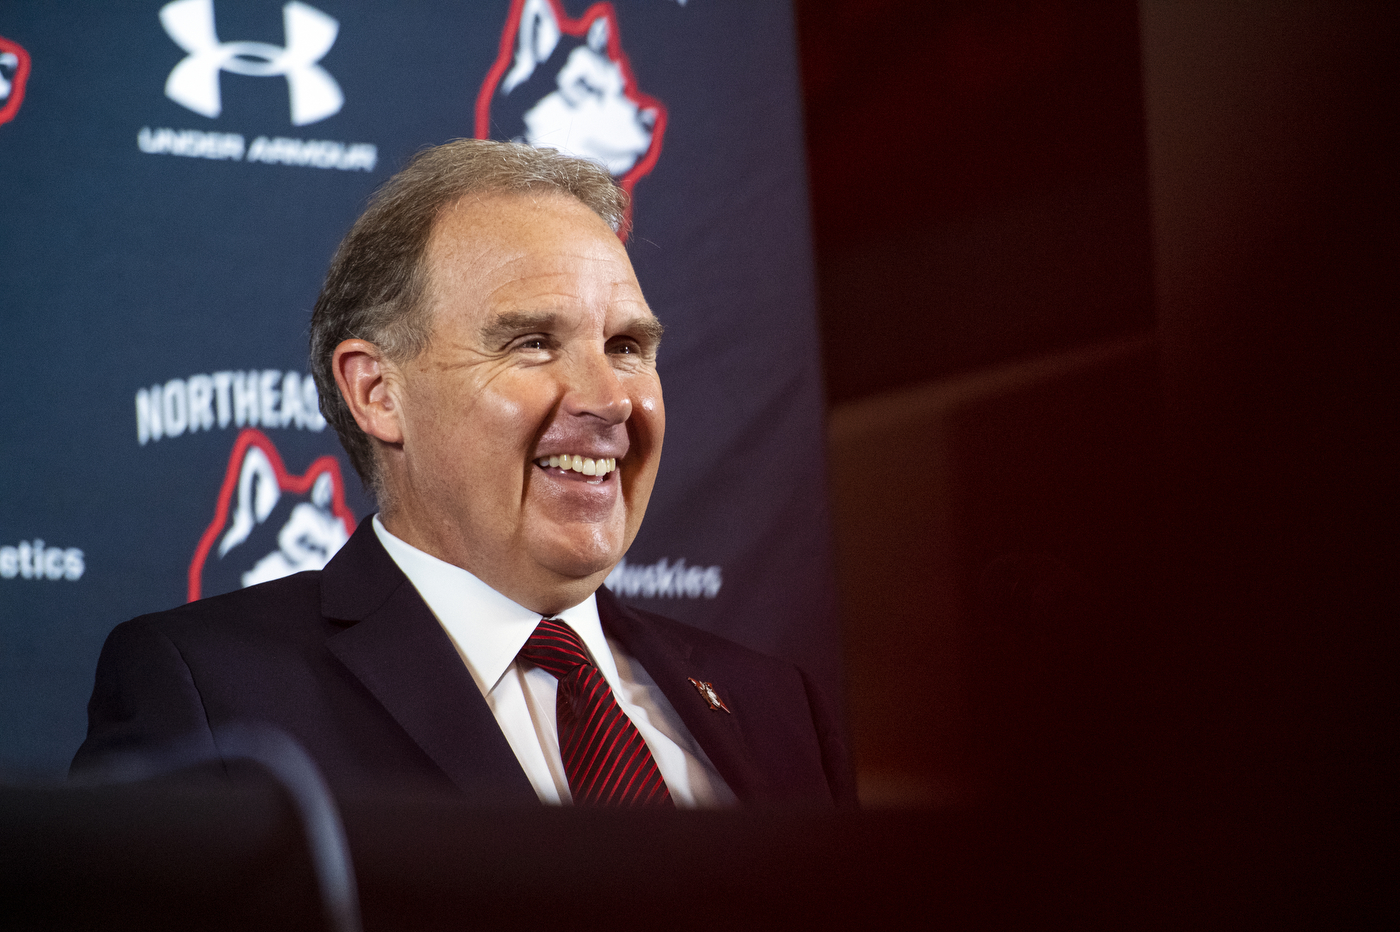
[639,606,775,655]
[122,570,325,641]
[605,596,801,677]
[604,595,858,808]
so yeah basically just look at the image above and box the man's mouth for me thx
[534,454,618,482]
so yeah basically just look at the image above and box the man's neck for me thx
[375,510,605,616]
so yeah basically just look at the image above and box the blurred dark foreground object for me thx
[2,775,1104,931]
[1,770,325,931]
[3,769,1392,930]
[3,723,360,932]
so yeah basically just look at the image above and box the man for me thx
[74,139,854,808]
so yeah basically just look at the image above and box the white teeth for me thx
[536,455,617,476]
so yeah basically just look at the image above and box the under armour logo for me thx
[160,0,343,126]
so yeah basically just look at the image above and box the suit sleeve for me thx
[70,617,220,779]
[800,667,859,808]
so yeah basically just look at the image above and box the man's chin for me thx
[527,537,624,587]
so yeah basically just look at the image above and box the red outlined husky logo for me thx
[475,0,667,236]
[0,36,32,126]
[188,428,354,602]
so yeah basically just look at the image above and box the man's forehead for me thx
[431,189,615,250]
[463,251,651,328]
[416,192,654,348]
[425,192,632,285]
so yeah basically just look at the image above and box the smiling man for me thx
[336,185,663,617]
[73,140,855,808]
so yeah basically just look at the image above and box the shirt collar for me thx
[371,515,615,696]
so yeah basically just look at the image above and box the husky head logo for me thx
[0,36,32,126]
[188,428,354,601]
[476,0,667,234]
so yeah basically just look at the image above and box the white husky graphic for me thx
[502,0,654,174]
[477,0,666,210]
[0,36,29,124]
[219,444,348,587]
[189,429,353,601]
[0,51,18,102]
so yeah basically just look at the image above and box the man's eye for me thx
[518,337,549,350]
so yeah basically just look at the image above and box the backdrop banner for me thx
[0,0,837,775]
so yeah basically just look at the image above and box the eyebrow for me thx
[478,310,665,348]
[479,310,560,347]
[625,315,665,348]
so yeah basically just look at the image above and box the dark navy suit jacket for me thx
[73,518,856,807]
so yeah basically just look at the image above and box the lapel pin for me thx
[688,677,731,713]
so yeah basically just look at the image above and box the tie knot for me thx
[518,617,592,680]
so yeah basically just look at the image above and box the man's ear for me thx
[332,339,404,445]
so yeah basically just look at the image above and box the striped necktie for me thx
[518,617,673,807]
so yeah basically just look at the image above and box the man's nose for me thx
[560,350,631,425]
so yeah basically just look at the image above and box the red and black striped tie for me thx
[518,618,673,808]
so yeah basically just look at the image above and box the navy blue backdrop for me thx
[0,0,837,776]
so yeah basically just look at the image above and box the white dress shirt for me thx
[372,517,736,807]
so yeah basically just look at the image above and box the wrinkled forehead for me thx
[432,187,618,252]
[425,190,625,279]
[420,190,647,330]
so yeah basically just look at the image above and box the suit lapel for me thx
[321,519,536,804]
[597,588,768,802]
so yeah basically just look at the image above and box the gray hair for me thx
[308,138,629,497]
